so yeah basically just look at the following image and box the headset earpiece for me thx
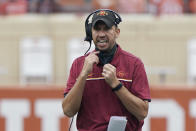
[84,23,92,42]
[115,18,121,25]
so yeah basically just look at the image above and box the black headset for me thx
[84,9,122,43]
[84,9,122,54]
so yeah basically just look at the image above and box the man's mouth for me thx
[99,40,107,43]
[97,40,108,45]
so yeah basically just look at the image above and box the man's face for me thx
[92,21,120,52]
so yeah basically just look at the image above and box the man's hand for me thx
[81,51,99,76]
[102,64,120,88]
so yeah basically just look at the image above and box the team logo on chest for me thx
[117,71,126,78]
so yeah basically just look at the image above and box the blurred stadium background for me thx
[0,0,196,131]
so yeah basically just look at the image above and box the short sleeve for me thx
[131,59,151,102]
[64,59,78,97]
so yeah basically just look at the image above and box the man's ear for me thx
[115,28,120,38]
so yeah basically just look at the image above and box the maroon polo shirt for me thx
[64,45,151,131]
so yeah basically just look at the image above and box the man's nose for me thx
[98,30,106,37]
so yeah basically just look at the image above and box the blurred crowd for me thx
[0,0,196,15]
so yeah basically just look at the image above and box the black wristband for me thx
[112,82,123,92]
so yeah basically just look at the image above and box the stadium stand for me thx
[0,14,196,85]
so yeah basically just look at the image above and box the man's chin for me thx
[96,47,110,53]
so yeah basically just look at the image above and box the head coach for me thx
[62,9,151,131]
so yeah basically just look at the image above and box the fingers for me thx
[102,69,107,76]
[88,51,100,56]
[82,51,100,75]
[91,51,100,64]
[102,64,116,77]
[103,64,116,72]
[93,51,100,55]
[85,51,99,66]
[102,64,118,87]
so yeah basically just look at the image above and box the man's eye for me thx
[93,26,110,31]
[104,27,110,30]
[94,26,100,31]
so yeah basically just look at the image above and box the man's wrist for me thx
[80,70,89,79]
[111,80,120,88]
[112,82,123,92]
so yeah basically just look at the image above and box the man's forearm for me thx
[115,86,149,121]
[62,52,99,117]
[62,72,88,117]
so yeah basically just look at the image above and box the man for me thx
[62,9,151,131]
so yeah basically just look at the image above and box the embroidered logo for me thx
[97,11,108,16]
[117,71,126,78]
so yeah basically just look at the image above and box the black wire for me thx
[69,117,74,131]
[84,41,92,55]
